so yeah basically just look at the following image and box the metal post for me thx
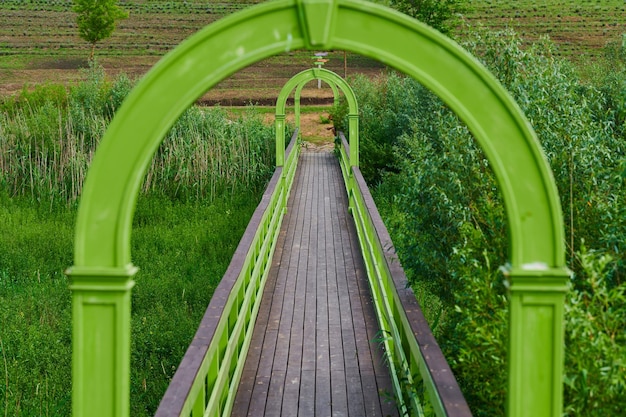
[68,266,137,417]
[506,268,570,417]
[348,113,359,167]
[275,113,286,167]
[295,83,304,138]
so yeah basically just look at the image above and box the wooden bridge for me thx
[232,150,397,417]
[67,1,571,416]
[151,130,470,416]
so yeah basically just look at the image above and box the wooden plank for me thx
[315,154,332,417]
[281,370,301,416]
[331,370,349,417]
[299,370,316,417]
[247,376,270,416]
[232,369,255,416]
[264,370,285,417]
[232,151,397,416]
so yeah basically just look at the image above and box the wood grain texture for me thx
[232,151,397,417]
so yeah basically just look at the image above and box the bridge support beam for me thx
[68,266,137,417]
[506,268,570,417]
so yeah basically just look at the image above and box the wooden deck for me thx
[232,150,398,417]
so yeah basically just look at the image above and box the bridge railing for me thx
[155,129,300,417]
[337,132,472,417]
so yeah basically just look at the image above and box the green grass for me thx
[129,192,263,416]
[0,67,278,415]
[0,189,264,416]
[0,195,73,416]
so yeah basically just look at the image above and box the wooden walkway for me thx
[232,150,397,417]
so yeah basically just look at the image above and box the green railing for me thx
[337,132,472,417]
[154,129,300,417]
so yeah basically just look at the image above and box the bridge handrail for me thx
[155,128,300,417]
[337,132,472,417]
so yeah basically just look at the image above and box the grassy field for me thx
[2,0,623,101]
[0,0,384,102]
[463,0,626,62]
[0,72,280,415]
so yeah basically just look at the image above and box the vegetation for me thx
[2,1,626,416]
[0,0,622,98]
[72,0,129,60]
[0,62,275,204]
[388,0,466,34]
[0,0,384,102]
[332,28,625,416]
[0,67,277,416]
[462,0,626,63]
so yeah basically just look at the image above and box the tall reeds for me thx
[0,65,275,206]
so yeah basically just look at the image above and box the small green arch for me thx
[68,1,570,416]
[292,76,339,138]
[275,68,358,166]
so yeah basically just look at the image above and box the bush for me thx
[564,245,626,416]
[340,26,626,415]
[0,66,277,415]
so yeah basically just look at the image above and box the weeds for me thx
[335,27,626,416]
[0,64,275,206]
[0,66,276,415]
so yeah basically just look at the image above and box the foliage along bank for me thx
[332,27,625,416]
[0,66,277,416]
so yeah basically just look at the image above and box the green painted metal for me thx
[276,67,357,167]
[293,77,339,138]
[67,0,568,416]
[69,266,135,417]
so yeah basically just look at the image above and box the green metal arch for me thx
[293,77,339,137]
[275,68,358,166]
[71,0,565,269]
[69,0,569,416]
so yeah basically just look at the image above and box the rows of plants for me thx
[2,0,624,64]
[463,0,626,61]
[332,27,625,416]
[0,1,245,59]
[0,0,260,13]
[0,65,278,416]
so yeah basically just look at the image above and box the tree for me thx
[388,0,466,35]
[73,0,128,60]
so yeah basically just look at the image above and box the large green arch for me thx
[67,1,569,416]
[275,68,358,166]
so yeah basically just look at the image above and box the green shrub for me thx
[0,66,277,415]
[343,26,626,416]
[331,72,425,185]
[564,245,626,416]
